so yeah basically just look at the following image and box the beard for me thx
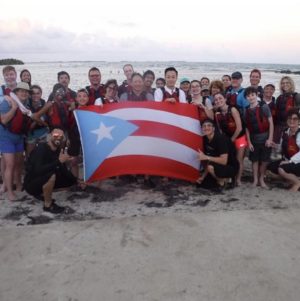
[53,139,62,147]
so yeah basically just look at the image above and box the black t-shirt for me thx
[203,133,238,168]
[25,143,62,179]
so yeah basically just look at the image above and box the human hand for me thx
[58,149,73,163]
[248,143,254,152]
[165,97,176,103]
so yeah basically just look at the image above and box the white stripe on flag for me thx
[102,108,200,135]
[107,136,200,169]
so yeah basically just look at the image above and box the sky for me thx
[1,0,300,64]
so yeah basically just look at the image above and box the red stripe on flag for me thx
[79,102,200,120]
[130,120,202,150]
[88,155,200,183]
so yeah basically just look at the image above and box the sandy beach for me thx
[1,160,300,301]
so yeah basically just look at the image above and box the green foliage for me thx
[0,58,24,65]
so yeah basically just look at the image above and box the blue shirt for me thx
[0,99,23,143]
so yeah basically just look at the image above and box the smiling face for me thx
[144,74,154,88]
[89,70,101,86]
[21,71,31,84]
[213,93,226,108]
[76,91,89,106]
[50,128,65,147]
[190,81,201,96]
[3,70,17,87]
[287,113,299,130]
[202,121,215,137]
[250,71,261,86]
[222,75,231,88]
[280,78,293,93]
[31,87,42,102]
[58,74,70,88]
[131,75,144,93]
[15,88,29,102]
[123,65,134,81]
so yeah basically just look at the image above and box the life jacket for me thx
[276,93,297,124]
[65,89,76,103]
[226,88,243,107]
[161,87,180,102]
[86,85,105,106]
[1,85,12,96]
[281,128,300,160]
[196,98,209,123]
[215,106,238,137]
[245,102,269,134]
[127,91,148,101]
[265,97,276,121]
[6,108,32,135]
[48,101,69,130]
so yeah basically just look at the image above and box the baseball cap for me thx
[180,77,190,84]
[231,71,243,79]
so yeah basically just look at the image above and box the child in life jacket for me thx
[244,87,274,188]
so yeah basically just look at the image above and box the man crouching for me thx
[24,128,77,213]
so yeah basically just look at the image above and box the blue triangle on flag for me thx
[74,110,138,181]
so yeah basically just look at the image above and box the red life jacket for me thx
[161,87,180,102]
[7,108,32,135]
[226,88,243,107]
[65,89,76,103]
[1,85,12,96]
[48,101,69,130]
[275,93,297,124]
[86,85,105,105]
[246,103,270,134]
[215,106,237,137]
[282,129,300,159]
[265,97,276,121]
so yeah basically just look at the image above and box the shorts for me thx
[0,140,24,153]
[26,130,49,144]
[267,160,300,177]
[249,143,271,162]
[24,167,77,196]
[235,134,248,149]
[209,162,239,179]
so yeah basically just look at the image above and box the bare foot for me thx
[252,181,258,187]
[15,184,23,192]
[7,192,17,201]
[0,184,7,193]
[236,180,242,187]
[259,178,269,189]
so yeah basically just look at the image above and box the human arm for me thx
[289,132,300,163]
[179,89,187,103]
[154,88,163,102]
[0,97,18,125]
[230,107,243,142]
[198,149,228,165]
[246,128,254,151]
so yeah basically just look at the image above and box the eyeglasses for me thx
[107,86,116,90]
[287,117,299,121]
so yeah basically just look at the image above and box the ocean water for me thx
[10,61,300,99]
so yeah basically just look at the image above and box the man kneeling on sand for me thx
[23,128,77,214]
[197,119,239,190]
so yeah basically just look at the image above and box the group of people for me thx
[0,63,300,213]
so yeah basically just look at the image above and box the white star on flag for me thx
[91,122,115,144]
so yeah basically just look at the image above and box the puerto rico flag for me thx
[74,102,202,183]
